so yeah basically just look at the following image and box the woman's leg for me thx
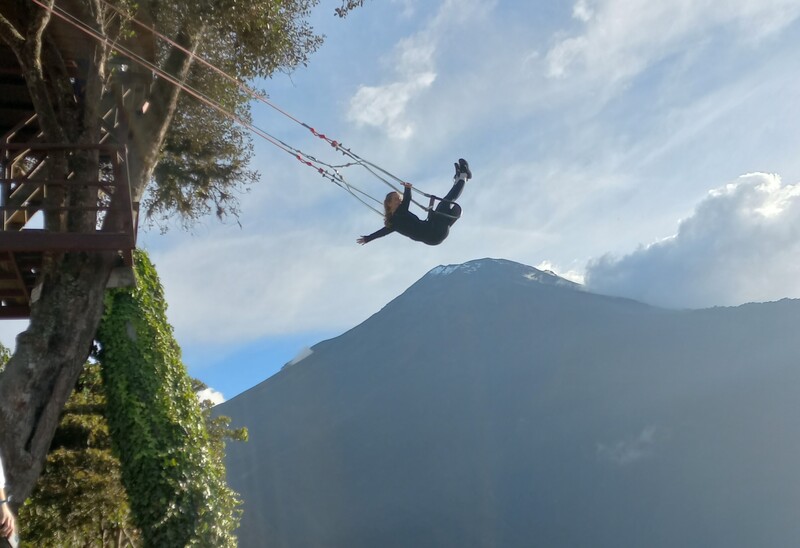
[434,201,461,226]
[442,178,465,202]
[445,203,462,226]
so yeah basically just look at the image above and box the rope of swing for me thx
[27,0,389,216]
[93,0,446,214]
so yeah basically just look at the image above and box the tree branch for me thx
[0,12,24,52]
[16,0,66,142]
[27,0,54,62]
[74,0,111,144]
[128,24,206,200]
[89,0,103,20]
[335,0,366,18]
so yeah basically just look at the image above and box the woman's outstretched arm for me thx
[357,226,393,244]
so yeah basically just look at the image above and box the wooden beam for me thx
[0,230,133,251]
[0,288,24,297]
[1,178,118,187]
[0,305,30,319]
[1,143,122,153]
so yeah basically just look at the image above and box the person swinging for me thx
[357,159,472,246]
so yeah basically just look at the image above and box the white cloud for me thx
[546,37,587,80]
[585,173,800,309]
[347,32,437,140]
[197,387,225,406]
[597,425,658,465]
[535,260,585,285]
[572,0,594,22]
[391,0,417,18]
[346,0,493,140]
[148,223,448,345]
[348,72,436,140]
[545,0,800,84]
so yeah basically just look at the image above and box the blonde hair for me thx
[384,191,401,227]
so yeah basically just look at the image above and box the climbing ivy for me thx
[96,251,241,547]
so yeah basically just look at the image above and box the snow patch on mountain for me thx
[426,258,585,292]
[428,261,484,276]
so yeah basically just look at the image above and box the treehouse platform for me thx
[0,0,151,318]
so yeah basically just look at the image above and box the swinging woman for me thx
[357,159,472,246]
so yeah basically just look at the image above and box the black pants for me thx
[430,179,464,226]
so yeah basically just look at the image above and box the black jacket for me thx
[362,186,450,246]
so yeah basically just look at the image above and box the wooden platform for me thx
[0,141,138,318]
[0,0,147,318]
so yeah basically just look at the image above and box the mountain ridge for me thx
[217,257,800,548]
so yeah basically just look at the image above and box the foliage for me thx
[145,94,258,231]
[134,0,323,228]
[0,343,9,371]
[193,379,249,476]
[18,363,140,547]
[137,0,367,227]
[96,250,242,547]
[335,0,367,17]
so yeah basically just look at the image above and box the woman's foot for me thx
[458,158,472,180]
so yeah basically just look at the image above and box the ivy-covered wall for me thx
[96,251,241,547]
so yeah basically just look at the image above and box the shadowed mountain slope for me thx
[217,258,800,548]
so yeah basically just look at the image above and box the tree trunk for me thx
[0,249,117,501]
[0,0,203,504]
[0,0,205,509]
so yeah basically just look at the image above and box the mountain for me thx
[216,258,800,548]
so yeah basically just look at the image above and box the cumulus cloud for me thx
[197,387,225,406]
[597,426,658,465]
[536,260,585,284]
[585,173,800,308]
[347,33,437,139]
[348,73,436,140]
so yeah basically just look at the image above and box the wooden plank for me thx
[0,230,134,251]
[2,178,118,187]
[0,305,31,319]
[0,206,111,212]
[2,143,122,153]
[0,288,24,297]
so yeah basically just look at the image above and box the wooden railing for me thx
[0,142,137,255]
[0,141,139,318]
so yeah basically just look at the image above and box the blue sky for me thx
[4,0,800,401]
